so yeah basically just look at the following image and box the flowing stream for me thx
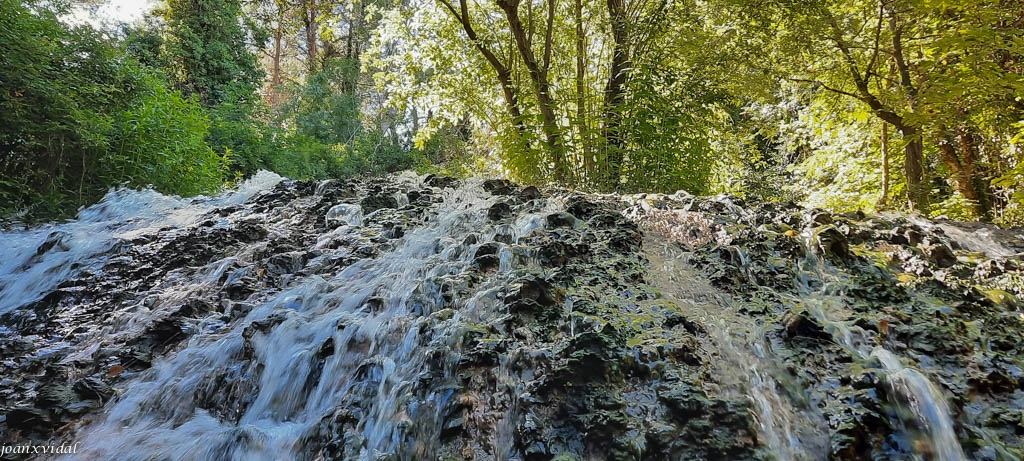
[46,177,555,460]
[0,171,285,317]
[3,177,1019,460]
[794,233,967,461]
[644,236,829,460]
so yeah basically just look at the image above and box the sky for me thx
[68,0,156,29]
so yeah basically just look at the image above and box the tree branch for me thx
[866,1,884,74]
[542,0,555,72]
[787,77,865,102]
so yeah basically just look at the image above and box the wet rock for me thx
[36,230,70,255]
[37,383,76,407]
[4,172,1024,460]
[472,242,502,272]
[487,202,513,221]
[968,368,1019,394]
[5,407,56,432]
[781,309,831,342]
[361,297,385,314]
[841,210,866,221]
[314,179,357,199]
[317,337,336,359]
[887,225,924,246]
[561,327,625,382]
[660,336,702,366]
[657,382,712,419]
[142,317,191,353]
[566,199,602,220]
[546,212,577,228]
[194,364,260,424]
[424,174,458,188]
[224,267,257,299]
[807,210,834,226]
[360,193,400,214]
[243,313,288,340]
[73,376,112,401]
[505,277,564,316]
[520,186,542,201]
[534,236,588,268]
[812,225,850,260]
[482,179,518,195]
[265,251,310,276]
[920,241,957,268]
[662,313,705,335]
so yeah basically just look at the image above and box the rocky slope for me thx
[0,173,1021,460]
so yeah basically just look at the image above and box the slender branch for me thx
[542,0,555,72]
[866,1,884,74]
[787,77,866,102]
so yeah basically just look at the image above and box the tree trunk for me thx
[270,9,283,110]
[888,11,929,213]
[500,0,566,179]
[353,0,363,63]
[346,7,353,59]
[937,129,991,219]
[303,0,319,73]
[957,128,991,219]
[877,122,889,209]
[574,0,592,179]
[438,0,530,149]
[602,0,629,190]
[899,125,929,213]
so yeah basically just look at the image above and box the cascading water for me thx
[872,347,965,461]
[622,192,1018,459]
[793,247,967,461]
[48,177,556,460]
[0,171,284,317]
[3,176,1021,460]
[643,236,829,461]
[907,215,1022,258]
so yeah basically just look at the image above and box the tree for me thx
[432,0,720,190]
[162,0,265,107]
[712,0,1023,218]
[0,0,222,218]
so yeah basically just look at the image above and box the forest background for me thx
[1,0,1022,225]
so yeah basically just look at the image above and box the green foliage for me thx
[269,134,344,180]
[208,86,279,178]
[162,0,265,107]
[992,145,1024,226]
[106,73,222,196]
[267,55,467,182]
[931,193,981,222]
[707,0,1023,221]
[4,0,1021,227]
[288,58,362,145]
[0,0,223,219]
[122,20,169,70]
[612,38,723,195]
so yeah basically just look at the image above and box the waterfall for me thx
[50,177,554,460]
[644,236,829,460]
[0,171,284,317]
[2,177,1019,460]
[794,237,967,461]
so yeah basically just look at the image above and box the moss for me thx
[981,289,1019,309]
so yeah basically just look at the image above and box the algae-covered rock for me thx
[2,173,1022,461]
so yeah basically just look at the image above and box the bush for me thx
[0,0,223,219]
[106,72,222,196]
[208,85,278,178]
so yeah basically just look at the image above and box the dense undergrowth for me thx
[2,0,1022,226]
